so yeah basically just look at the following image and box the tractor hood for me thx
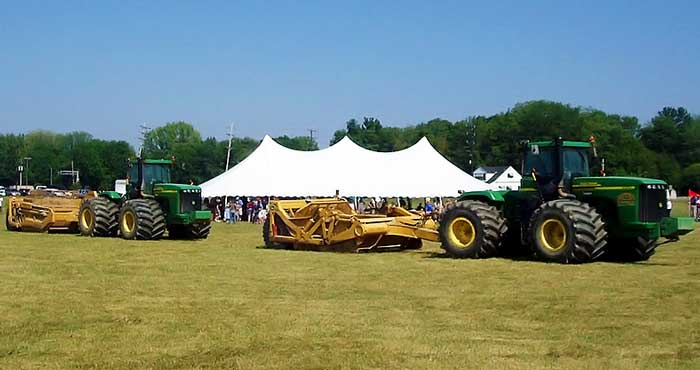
[153,183,202,192]
[572,176,668,189]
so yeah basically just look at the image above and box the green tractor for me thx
[78,157,212,240]
[440,137,695,263]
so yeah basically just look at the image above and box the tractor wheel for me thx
[79,198,119,237]
[607,237,658,262]
[439,200,507,258]
[186,222,212,239]
[529,199,607,263]
[118,199,166,240]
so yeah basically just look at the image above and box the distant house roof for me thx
[487,166,521,184]
[475,166,507,173]
[487,167,509,183]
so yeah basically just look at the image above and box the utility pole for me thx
[139,123,151,156]
[23,157,32,186]
[50,167,53,186]
[223,123,235,206]
[308,128,317,141]
[465,122,476,174]
[225,123,235,172]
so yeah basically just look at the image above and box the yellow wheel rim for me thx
[122,210,136,234]
[447,217,476,249]
[539,219,567,252]
[80,209,93,230]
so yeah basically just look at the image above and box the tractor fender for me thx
[98,191,123,202]
[456,190,507,209]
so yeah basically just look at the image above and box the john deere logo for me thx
[617,192,636,206]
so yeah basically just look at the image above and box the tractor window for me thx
[143,164,171,184]
[128,164,171,187]
[562,149,590,178]
[524,148,556,177]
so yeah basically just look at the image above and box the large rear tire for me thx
[439,200,507,258]
[119,199,166,240]
[79,198,119,237]
[529,199,607,263]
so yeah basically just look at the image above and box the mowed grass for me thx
[0,201,699,370]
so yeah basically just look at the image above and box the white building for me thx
[473,166,522,190]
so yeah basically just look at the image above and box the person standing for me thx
[424,198,434,215]
[247,198,255,223]
[223,203,232,224]
[691,194,699,218]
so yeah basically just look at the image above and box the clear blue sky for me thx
[1,0,698,148]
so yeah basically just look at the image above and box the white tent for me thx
[200,135,491,198]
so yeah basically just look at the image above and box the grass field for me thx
[1,200,699,369]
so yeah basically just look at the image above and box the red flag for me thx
[690,189,700,198]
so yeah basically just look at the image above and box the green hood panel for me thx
[153,183,202,191]
[572,176,667,188]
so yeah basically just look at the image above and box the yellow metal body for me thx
[267,198,439,252]
[6,191,97,232]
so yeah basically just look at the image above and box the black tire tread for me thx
[80,198,119,237]
[439,200,507,258]
[120,199,166,240]
[529,199,607,263]
[187,222,211,239]
[628,237,657,261]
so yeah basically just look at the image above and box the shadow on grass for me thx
[415,249,678,266]
[256,244,290,250]
[255,241,681,266]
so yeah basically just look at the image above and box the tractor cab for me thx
[127,158,173,197]
[522,138,593,200]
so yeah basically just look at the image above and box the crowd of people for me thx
[202,195,450,225]
[204,196,269,224]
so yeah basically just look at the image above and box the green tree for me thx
[683,163,700,191]
[274,135,319,151]
[0,134,25,186]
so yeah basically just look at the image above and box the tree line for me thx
[0,124,316,189]
[332,101,700,192]
[0,100,698,192]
